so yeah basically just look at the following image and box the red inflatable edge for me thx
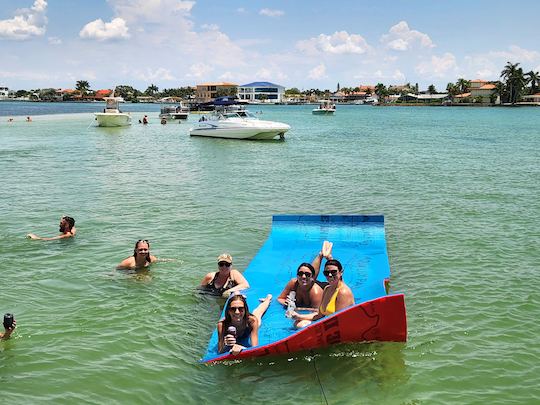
[204,293,407,363]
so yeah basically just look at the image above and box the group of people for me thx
[200,241,355,355]
[20,217,355,355]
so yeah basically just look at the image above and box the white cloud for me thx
[79,18,130,41]
[297,31,370,55]
[0,0,48,40]
[129,67,176,82]
[218,71,234,81]
[308,64,327,80]
[489,45,540,63]
[237,8,246,13]
[416,53,457,78]
[255,67,287,81]
[108,0,195,23]
[186,63,214,79]
[201,23,219,31]
[476,69,495,79]
[381,21,434,51]
[259,8,284,17]
[47,36,61,45]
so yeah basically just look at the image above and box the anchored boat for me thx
[189,110,290,140]
[94,97,131,127]
[202,214,407,363]
[312,100,336,115]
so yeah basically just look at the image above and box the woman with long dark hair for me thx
[217,293,272,355]
[117,240,157,269]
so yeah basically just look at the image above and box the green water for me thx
[1,105,539,404]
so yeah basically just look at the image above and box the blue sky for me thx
[1,0,539,91]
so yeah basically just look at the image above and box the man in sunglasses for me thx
[200,253,250,298]
[27,216,76,241]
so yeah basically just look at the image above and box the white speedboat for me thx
[94,97,131,127]
[189,110,290,140]
[312,100,336,115]
[159,103,189,122]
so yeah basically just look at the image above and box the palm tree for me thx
[525,70,540,94]
[493,81,506,105]
[500,62,526,104]
[75,80,90,95]
[427,84,437,94]
[446,83,458,102]
[374,83,387,103]
[456,78,470,94]
[145,84,159,96]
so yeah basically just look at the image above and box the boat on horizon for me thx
[94,96,131,127]
[189,108,290,140]
[312,100,336,115]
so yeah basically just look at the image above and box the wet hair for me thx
[297,262,315,276]
[62,216,75,230]
[223,294,251,332]
[133,239,152,264]
[325,259,343,272]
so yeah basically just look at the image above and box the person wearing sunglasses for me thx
[217,292,272,355]
[277,262,324,311]
[117,240,157,269]
[290,258,354,328]
[201,253,250,298]
[27,216,76,240]
[277,240,334,311]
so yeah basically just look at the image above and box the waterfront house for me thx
[521,93,540,105]
[398,93,449,103]
[469,80,496,104]
[196,82,237,103]
[0,86,13,100]
[95,89,112,100]
[237,81,285,103]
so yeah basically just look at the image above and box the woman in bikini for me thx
[217,293,272,355]
[200,253,250,298]
[277,240,334,311]
[290,258,354,328]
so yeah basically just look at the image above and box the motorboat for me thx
[312,100,336,115]
[159,103,189,122]
[189,109,290,140]
[94,97,131,127]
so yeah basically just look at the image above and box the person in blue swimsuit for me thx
[200,253,250,298]
[217,293,272,355]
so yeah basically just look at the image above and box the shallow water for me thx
[1,103,539,403]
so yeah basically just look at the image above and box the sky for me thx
[1,0,539,92]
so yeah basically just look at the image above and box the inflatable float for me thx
[202,214,407,363]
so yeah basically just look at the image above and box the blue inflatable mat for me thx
[202,214,402,363]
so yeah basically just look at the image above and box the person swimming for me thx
[27,216,76,240]
[200,253,250,298]
[117,240,157,269]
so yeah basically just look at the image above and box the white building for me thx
[0,86,11,100]
[237,81,285,103]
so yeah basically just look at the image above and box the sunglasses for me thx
[297,271,313,278]
[229,306,245,313]
[323,269,339,277]
[218,262,231,267]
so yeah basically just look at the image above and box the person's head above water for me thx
[133,240,152,263]
[217,253,233,270]
[59,216,75,233]
[323,259,343,282]
[296,262,315,285]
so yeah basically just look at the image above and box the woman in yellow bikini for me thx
[291,256,354,328]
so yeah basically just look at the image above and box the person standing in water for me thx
[27,216,76,240]
[200,253,250,298]
[117,240,157,269]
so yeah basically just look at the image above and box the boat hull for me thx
[189,120,290,140]
[312,109,335,115]
[94,113,131,127]
[159,112,189,121]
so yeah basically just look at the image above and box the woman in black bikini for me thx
[200,253,250,297]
